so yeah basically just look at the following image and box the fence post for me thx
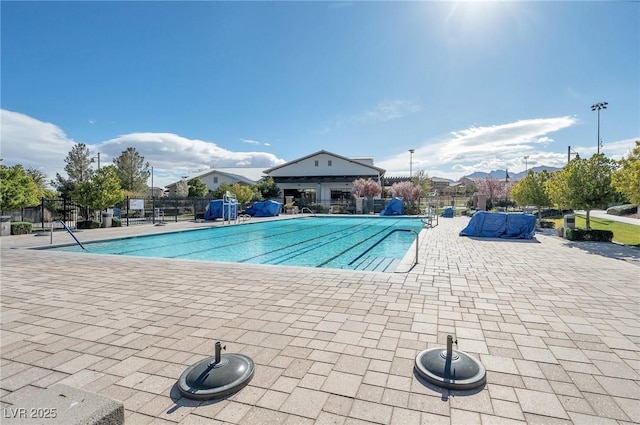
[41,197,45,230]
[126,197,130,227]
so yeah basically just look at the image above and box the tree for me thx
[230,183,255,206]
[52,143,94,197]
[474,177,507,204]
[390,181,420,202]
[351,178,382,198]
[254,177,281,200]
[411,170,432,199]
[211,182,232,200]
[175,179,189,197]
[546,154,618,229]
[612,140,640,206]
[187,177,209,197]
[0,164,41,211]
[113,147,150,196]
[71,166,125,219]
[511,170,552,218]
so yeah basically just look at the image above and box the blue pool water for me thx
[51,216,424,272]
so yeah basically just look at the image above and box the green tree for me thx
[511,170,552,218]
[230,183,255,206]
[187,177,209,197]
[612,140,640,205]
[52,143,94,197]
[546,154,618,229]
[71,166,125,218]
[113,147,150,196]
[0,164,41,211]
[210,182,232,200]
[254,177,281,200]
[411,170,433,199]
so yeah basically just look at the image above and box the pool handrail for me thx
[348,228,418,270]
[56,220,86,250]
[301,207,316,217]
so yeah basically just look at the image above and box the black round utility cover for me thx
[178,354,255,400]
[415,348,486,390]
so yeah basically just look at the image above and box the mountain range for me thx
[461,166,561,182]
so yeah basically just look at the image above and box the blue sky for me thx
[2,1,638,187]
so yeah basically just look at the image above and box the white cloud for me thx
[241,138,260,145]
[378,116,579,178]
[1,109,77,180]
[1,109,285,188]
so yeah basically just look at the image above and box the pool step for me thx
[352,255,400,272]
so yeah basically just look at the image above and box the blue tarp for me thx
[441,207,454,218]
[205,199,238,220]
[380,197,404,216]
[245,200,281,217]
[460,211,536,239]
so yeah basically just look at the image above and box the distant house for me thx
[165,168,265,197]
[264,150,386,205]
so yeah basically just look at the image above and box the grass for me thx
[549,215,640,247]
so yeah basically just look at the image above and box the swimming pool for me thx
[51,216,424,272]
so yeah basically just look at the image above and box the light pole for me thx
[567,146,580,163]
[91,152,101,170]
[591,101,607,154]
[409,149,415,178]
[523,156,529,173]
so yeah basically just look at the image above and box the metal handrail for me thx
[301,207,316,216]
[56,220,86,250]
[348,228,418,269]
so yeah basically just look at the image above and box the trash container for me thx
[101,212,113,228]
[564,214,575,229]
[0,216,10,236]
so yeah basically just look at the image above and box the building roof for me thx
[166,167,266,188]
[263,150,385,175]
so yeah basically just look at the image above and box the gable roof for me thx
[166,167,265,188]
[263,150,385,175]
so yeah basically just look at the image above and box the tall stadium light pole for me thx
[409,149,415,178]
[591,101,607,154]
[523,156,529,172]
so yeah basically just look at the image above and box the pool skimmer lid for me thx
[414,335,486,390]
[178,342,255,400]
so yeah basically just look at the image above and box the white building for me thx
[264,150,385,206]
[165,168,265,196]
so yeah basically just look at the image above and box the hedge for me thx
[564,228,613,242]
[11,222,32,235]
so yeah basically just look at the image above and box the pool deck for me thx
[1,216,639,424]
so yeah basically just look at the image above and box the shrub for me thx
[77,220,101,229]
[537,220,555,229]
[606,204,637,216]
[11,222,32,235]
[112,217,122,227]
[564,228,613,242]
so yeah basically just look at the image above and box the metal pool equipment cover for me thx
[414,335,486,390]
[178,342,255,400]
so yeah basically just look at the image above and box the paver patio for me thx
[1,216,638,424]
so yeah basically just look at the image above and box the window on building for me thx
[213,177,218,183]
[328,160,332,166]
[314,160,319,166]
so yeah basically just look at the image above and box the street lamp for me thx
[567,146,580,163]
[409,149,415,178]
[591,101,607,154]
[523,156,529,173]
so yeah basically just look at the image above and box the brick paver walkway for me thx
[1,216,638,424]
